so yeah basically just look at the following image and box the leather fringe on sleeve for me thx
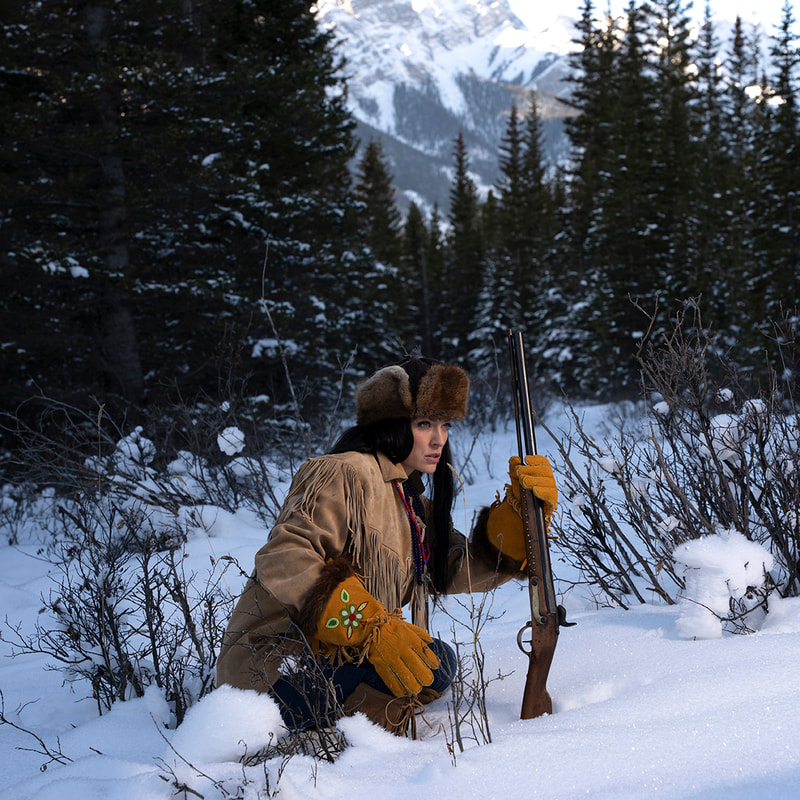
[279,455,406,618]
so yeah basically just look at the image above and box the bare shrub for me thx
[2,486,235,725]
[547,300,800,625]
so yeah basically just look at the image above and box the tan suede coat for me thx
[215,450,511,692]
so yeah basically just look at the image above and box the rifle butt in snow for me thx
[508,329,572,720]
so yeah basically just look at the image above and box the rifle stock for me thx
[508,329,571,720]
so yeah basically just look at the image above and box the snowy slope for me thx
[316,0,575,133]
[2,403,799,799]
[316,0,577,208]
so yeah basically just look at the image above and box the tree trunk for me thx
[85,4,144,404]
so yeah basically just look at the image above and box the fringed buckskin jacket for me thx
[215,450,517,693]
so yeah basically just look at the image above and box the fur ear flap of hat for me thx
[355,360,469,426]
[355,365,414,426]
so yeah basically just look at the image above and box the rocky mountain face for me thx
[315,0,578,212]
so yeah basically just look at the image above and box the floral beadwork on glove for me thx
[324,587,369,640]
[313,571,439,695]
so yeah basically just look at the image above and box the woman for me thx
[215,356,557,737]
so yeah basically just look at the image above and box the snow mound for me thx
[673,529,774,640]
[168,685,283,765]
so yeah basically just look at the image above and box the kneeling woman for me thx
[215,356,556,736]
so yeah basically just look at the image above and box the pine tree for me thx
[692,2,729,296]
[520,94,554,254]
[643,0,700,296]
[756,1,799,318]
[424,204,447,359]
[443,133,484,360]
[354,140,403,268]
[401,202,435,357]
[564,0,621,279]
[488,95,557,355]
[494,105,528,339]
[697,10,759,348]
[0,0,372,423]
[567,2,664,393]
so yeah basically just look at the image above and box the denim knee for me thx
[427,638,457,694]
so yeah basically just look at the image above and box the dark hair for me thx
[328,417,455,594]
[329,418,413,462]
[429,440,455,594]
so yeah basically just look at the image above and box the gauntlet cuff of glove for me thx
[297,556,359,641]
[470,504,527,576]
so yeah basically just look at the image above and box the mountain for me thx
[316,0,783,215]
[315,0,579,212]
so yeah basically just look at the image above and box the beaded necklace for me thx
[393,479,430,585]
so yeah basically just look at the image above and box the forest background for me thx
[1,0,798,471]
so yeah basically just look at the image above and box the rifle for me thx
[508,329,572,719]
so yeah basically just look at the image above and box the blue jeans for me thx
[271,638,457,731]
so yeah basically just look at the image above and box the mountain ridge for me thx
[315,0,780,213]
[316,0,577,211]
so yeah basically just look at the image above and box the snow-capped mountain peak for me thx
[315,0,576,209]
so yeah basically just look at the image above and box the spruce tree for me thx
[493,96,556,349]
[756,1,799,320]
[444,133,484,360]
[493,105,528,343]
[696,10,758,349]
[354,140,403,268]
[564,0,620,279]
[424,203,447,359]
[401,202,435,357]
[1,0,372,426]
[643,0,700,297]
[692,2,730,302]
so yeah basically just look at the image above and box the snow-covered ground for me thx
[1,403,799,799]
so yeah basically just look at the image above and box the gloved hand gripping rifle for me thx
[508,329,573,719]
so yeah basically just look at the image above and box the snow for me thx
[674,529,774,640]
[2,402,800,798]
[217,426,246,456]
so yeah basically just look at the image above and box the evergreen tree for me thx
[692,2,730,302]
[401,202,435,357]
[563,0,620,280]
[489,105,528,351]
[476,95,557,370]
[469,189,503,367]
[354,140,403,268]
[520,94,555,255]
[698,11,760,350]
[443,132,484,360]
[424,203,447,359]
[643,0,700,297]
[755,1,799,320]
[567,2,663,393]
[0,0,374,426]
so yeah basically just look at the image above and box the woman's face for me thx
[401,418,452,474]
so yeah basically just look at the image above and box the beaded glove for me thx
[315,574,440,697]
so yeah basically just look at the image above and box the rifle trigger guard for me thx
[516,621,532,654]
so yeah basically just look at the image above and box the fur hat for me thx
[355,356,469,427]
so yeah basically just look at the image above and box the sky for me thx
[508,0,790,27]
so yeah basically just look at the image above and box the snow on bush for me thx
[217,426,246,456]
[112,426,157,473]
[673,529,774,640]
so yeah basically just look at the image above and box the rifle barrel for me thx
[508,330,557,619]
